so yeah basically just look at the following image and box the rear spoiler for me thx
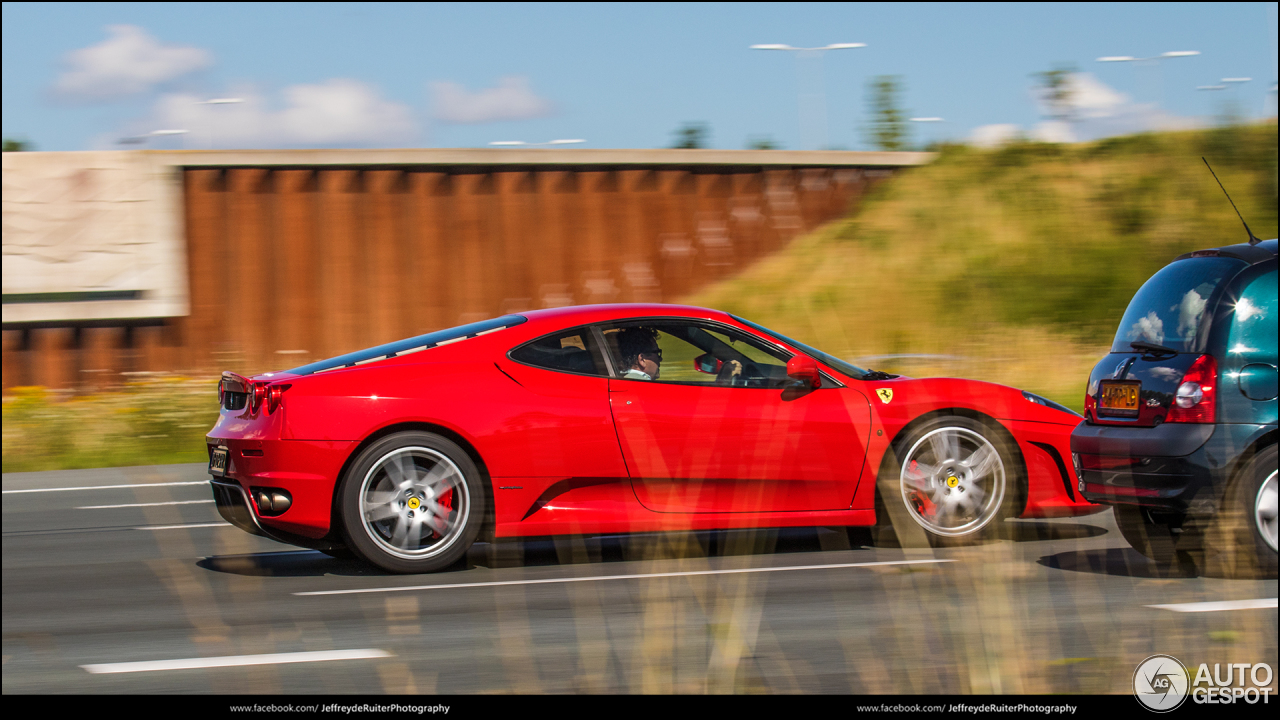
[220,371,252,394]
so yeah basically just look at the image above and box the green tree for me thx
[865,76,908,151]
[746,135,779,150]
[2,138,33,152]
[1033,64,1076,123]
[670,122,709,149]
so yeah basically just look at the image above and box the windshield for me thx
[1110,257,1245,353]
[731,315,870,379]
[286,315,527,376]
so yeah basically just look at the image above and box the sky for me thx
[2,2,1276,152]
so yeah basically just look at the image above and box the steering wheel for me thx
[717,360,762,387]
[737,361,763,387]
[716,359,744,386]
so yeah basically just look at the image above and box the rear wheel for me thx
[338,432,485,574]
[882,416,1018,546]
[1207,445,1278,579]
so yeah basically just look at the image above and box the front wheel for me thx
[886,416,1019,545]
[338,432,486,574]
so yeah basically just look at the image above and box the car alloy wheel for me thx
[898,419,1009,539]
[339,432,485,573]
[1256,469,1278,554]
[360,446,469,561]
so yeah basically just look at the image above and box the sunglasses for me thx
[640,348,663,361]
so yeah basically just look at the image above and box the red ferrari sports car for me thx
[207,304,1098,572]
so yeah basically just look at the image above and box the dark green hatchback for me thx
[1071,238,1277,577]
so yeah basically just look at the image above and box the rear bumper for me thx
[1070,422,1256,514]
[209,478,348,552]
[205,437,354,540]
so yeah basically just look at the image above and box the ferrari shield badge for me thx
[876,388,893,404]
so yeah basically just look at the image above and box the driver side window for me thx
[600,320,790,388]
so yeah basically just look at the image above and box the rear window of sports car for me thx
[286,315,527,376]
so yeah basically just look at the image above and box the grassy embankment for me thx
[2,379,218,473]
[3,123,1276,473]
[686,122,1278,411]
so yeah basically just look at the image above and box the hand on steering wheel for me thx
[716,359,744,386]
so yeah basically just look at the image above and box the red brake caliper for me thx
[906,460,937,518]
[432,488,454,539]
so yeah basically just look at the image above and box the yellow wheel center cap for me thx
[946,475,960,488]
[407,497,421,510]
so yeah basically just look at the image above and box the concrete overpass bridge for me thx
[2,148,930,390]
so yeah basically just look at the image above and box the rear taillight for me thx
[1166,354,1217,424]
[249,383,268,413]
[267,384,291,414]
[218,379,225,407]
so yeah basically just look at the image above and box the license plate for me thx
[209,446,229,477]
[1098,381,1140,417]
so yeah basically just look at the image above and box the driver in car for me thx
[616,327,664,380]
[616,326,744,385]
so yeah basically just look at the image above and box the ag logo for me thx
[876,388,893,404]
[1134,654,1189,712]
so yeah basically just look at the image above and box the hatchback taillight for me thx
[1166,354,1217,424]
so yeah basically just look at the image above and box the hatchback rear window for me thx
[1110,257,1246,353]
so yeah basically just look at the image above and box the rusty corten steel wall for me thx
[2,164,886,389]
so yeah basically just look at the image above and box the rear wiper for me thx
[1130,341,1178,357]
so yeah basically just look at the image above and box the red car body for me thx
[207,304,1098,570]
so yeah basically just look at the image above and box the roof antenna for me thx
[1203,157,1262,246]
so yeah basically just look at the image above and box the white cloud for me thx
[1176,289,1208,340]
[1127,310,1165,345]
[968,74,1208,147]
[1030,120,1075,143]
[430,76,554,124]
[114,80,417,148]
[53,25,212,102]
[968,124,1021,148]
[1035,73,1128,120]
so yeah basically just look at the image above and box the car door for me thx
[601,319,871,513]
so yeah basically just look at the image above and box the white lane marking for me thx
[296,558,954,596]
[78,500,216,510]
[81,648,392,674]
[1147,598,1278,613]
[3,481,208,494]
[140,522,230,530]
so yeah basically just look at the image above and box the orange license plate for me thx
[1098,381,1140,417]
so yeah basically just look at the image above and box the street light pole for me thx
[909,117,945,149]
[196,98,244,149]
[752,43,866,150]
[1197,77,1251,124]
[1096,51,1199,126]
[488,139,586,147]
[118,129,190,149]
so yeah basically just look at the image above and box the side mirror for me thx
[786,355,821,390]
[694,353,724,375]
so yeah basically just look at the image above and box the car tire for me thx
[337,432,486,574]
[1206,445,1279,579]
[880,416,1020,546]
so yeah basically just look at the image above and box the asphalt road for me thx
[3,463,1276,695]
